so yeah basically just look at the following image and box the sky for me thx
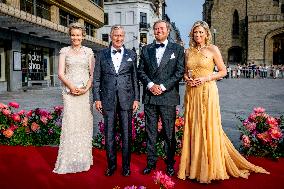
[166,0,204,47]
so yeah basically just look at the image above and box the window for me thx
[85,22,96,37]
[102,34,109,42]
[104,13,109,25]
[20,0,51,20]
[140,12,147,23]
[114,12,121,24]
[140,33,147,44]
[126,11,134,25]
[232,10,239,36]
[89,0,103,7]
[59,9,78,27]
[282,4,284,13]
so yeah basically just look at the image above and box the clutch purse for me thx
[64,81,85,93]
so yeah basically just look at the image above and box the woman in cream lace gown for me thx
[177,21,269,183]
[53,23,94,174]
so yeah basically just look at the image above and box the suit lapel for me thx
[148,43,158,70]
[155,42,174,75]
[104,48,116,73]
[118,49,129,73]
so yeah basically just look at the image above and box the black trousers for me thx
[144,104,176,167]
[103,93,132,170]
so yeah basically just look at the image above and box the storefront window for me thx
[21,44,50,83]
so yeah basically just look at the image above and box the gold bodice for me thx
[186,48,215,79]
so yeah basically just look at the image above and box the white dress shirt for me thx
[111,46,124,73]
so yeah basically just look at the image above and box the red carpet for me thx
[0,145,283,189]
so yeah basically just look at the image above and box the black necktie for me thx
[112,49,122,54]
[155,43,165,48]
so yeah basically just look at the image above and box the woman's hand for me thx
[193,76,210,86]
[75,87,88,95]
[184,74,196,87]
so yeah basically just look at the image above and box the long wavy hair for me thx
[189,21,212,48]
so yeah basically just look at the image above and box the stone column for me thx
[6,0,20,9]
[50,5,60,24]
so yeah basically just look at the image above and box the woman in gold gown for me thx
[177,21,269,183]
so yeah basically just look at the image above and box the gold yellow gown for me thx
[177,48,269,183]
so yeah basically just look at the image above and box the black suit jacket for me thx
[138,41,185,106]
[93,48,140,110]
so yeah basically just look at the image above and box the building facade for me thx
[203,0,284,66]
[97,0,164,53]
[0,0,107,92]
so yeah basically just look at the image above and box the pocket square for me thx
[127,58,132,61]
[170,53,175,59]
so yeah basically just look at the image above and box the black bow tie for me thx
[155,43,165,48]
[112,49,122,54]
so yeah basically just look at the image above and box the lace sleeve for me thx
[85,47,94,59]
[59,47,70,55]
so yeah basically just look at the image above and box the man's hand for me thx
[95,101,103,114]
[149,84,163,95]
[132,101,139,113]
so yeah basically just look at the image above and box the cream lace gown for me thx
[177,48,269,183]
[53,46,94,174]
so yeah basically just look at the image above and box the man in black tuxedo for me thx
[93,25,140,177]
[138,20,184,176]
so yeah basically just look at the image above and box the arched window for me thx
[232,10,239,36]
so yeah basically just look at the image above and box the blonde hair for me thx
[68,22,86,37]
[189,21,212,48]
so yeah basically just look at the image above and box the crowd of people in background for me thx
[224,62,284,79]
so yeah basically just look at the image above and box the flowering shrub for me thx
[0,102,63,146]
[153,171,175,189]
[93,108,184,156]
[238,107,284,158]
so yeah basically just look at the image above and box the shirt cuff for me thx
[147,82,154,89]
[160,84,166,91]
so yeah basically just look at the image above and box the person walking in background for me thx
[53,22,94,174]
[93,25,140,177]
[177,21,269,183]
[138,20,184,176]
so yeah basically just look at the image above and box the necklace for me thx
[196,45,206,52]
[71,46,82,52]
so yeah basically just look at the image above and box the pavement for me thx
[1,78,284,147]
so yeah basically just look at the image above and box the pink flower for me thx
[10,124,18,131]
[11,114,21,122]
[22,117,28,127]
[253,107,265,114]
[0,103,8,109]
[257,131,271,143]
[31,122,40,132]
[26,110,33,117]
[17,109,25,115]
[8,102,19,109]
[245,122,256,132]
[266,116,278,127]
[157,119,162,132]
[269,128,283,140]
[153,171,175,189]
[40,116,48,124]
[241,135,251,148]
[2,108,11,116]
[3,129,14,138]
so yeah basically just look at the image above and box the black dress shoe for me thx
[105,166,116,176]
[122,169,131,176]
[143,165,156,175]
[166,166,175,176]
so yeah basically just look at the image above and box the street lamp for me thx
[213,28,217,45]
